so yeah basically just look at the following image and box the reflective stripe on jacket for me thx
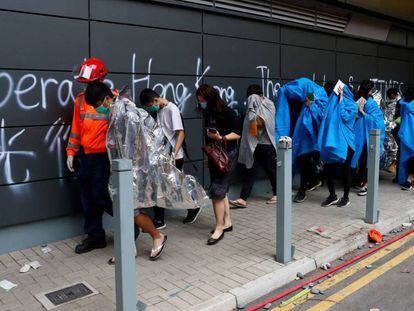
[66,92,108,156]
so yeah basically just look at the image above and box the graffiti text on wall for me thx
[0,53,406,187]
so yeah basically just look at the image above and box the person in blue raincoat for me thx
[275,78,328,203]
[397,87,414,190]
[318,83,358,207]
[351,80,385,196]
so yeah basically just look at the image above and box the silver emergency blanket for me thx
[106,96,209,209]
[380,94,399,170]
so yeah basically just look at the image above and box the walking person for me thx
[318,83,358,207]
[66,58,140,254]
[275,78,328,203]
[196,84,240,245]
[230,85,276,209]
[351,80,385,196]
[85,82,167,262]
[139,89,202,228]
[397,87,414,190]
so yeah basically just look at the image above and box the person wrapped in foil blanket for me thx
[379,91,399,171]
[106,95,209,210]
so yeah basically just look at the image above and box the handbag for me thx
[202,138,230,174]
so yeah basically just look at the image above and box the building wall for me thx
[1,0,414,231]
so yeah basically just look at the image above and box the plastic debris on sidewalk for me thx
[20,261,42,273]
[320,263,331,270]
[402,223,412,227]
[41,246,52,254]
[368,228,382,243]
[19,264,31,273]
[296,272,304,279]
[0,280,17,291]
[366,264,373,269]
[30,261,41,269]
[400,268,411,273]
[307,226,331,239]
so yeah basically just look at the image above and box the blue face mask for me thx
[148,104,160,113]
[199,102,207,110]
[95,105,109,115]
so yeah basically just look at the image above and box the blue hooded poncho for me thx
[317,85,358,164]
[351,97,385,168]
[398,99,414,185]
[275,78,328,161]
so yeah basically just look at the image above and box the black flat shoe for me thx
[211,226,233,234]
[207,232,224,245]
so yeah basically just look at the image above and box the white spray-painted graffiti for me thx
[0,53,406,187]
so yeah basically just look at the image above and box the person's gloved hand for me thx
[67,155,75,172]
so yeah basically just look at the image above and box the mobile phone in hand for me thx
[207,128,217,134]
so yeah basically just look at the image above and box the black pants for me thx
[240,144,277,201]
[79,153,139,242]
[357,145,368,185]
[154,158,184,222]
[297,151,320,194]
[325,148,354,199]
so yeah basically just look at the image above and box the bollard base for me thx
[365,210,380,225]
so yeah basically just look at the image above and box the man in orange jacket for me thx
[67,58,139,254]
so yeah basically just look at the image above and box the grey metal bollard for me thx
[365,129,380,224]
[111,159,137,311]
[276,137,293,263]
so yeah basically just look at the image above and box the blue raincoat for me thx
[398,99,414,185]
[317,85,358,163]
[275,78,328,161]
[351,97,385,168]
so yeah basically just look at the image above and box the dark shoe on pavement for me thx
[211,225,233,234]
[75,238,107,254]
[294,191,307,203]
[357,187,367,196]
[183,208,202,224]
[307,181,323,192]
[401,181,412,191]
[154,220,166,230]
[337,197,350,208]
[321,195,339,207]
[207,232,224,245]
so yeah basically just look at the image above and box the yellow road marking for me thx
[308,246,414,311]
[274,233,414,310]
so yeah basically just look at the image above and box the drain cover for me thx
[35,281,98,310]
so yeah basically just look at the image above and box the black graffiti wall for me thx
[1,0,413,228]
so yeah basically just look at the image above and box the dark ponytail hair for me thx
[403,87,414,102]
[196,84,226,113]
[355,80,374,100]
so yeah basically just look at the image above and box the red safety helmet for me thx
[75,57,108,83]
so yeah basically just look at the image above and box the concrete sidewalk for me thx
[1,172,414,311]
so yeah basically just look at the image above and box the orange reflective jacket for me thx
[66,92,108,156]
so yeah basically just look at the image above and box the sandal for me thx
[150,235,167,261]
[229,200,247,209]
[266,196,277,204]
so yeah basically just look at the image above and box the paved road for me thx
[246,229,414,311]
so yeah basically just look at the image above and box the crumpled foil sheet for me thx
[107,96,209,209]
